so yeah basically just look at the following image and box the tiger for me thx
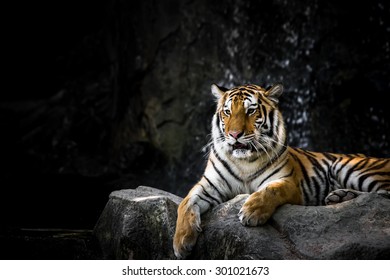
[173,83,390,259]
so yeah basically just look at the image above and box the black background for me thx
[1,0,389,241]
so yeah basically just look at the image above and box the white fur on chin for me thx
[232,149,253,159]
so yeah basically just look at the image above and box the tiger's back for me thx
[288,147,390,206]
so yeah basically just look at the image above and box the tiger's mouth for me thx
[232,143,250,150]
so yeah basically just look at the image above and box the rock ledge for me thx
[94,186,390,259]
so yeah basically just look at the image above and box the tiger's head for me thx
[211,83,286,160]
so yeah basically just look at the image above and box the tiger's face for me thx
[211,84,284,160]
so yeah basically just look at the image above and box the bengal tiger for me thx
[173,83,390,259]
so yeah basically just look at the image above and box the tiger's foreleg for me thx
[173,195,202,259]
[173,182,217,259]
[239,180,302,226]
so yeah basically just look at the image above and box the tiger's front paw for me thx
[238,191,275,226]
[173,206,201,259]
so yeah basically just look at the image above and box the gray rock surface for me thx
[272,194,390,259]
[94,186,181,259]
[94,186,390,259]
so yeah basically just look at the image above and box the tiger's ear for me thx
[211,84,225,100]
[265,84,283,104]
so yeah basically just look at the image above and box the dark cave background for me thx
[1,0,389,257]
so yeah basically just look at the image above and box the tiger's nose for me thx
[229,131,244,139]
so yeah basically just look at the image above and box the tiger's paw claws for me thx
[238,202,271,226]
[173,205,201,259]
[173,227,200,259]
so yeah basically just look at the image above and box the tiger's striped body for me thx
[173,83,390,259]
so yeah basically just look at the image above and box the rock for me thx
[94,186,390,259]
[272,193,390,259]
[94,186,181,259]
[192,195,300,260]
